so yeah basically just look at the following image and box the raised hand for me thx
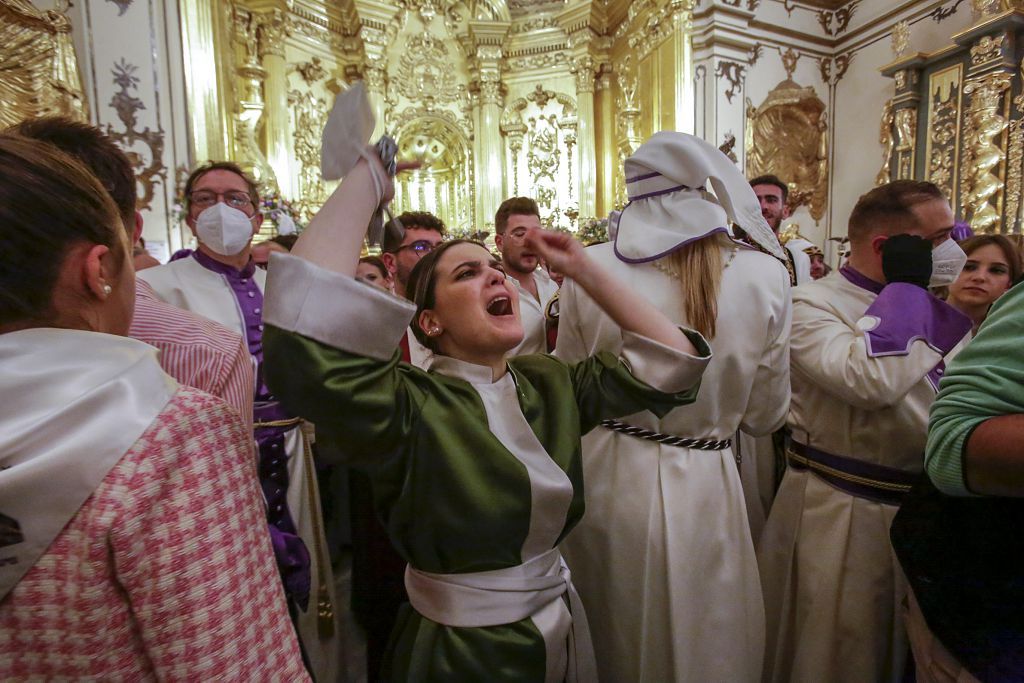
[524,228,587,280]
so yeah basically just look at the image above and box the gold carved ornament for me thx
[746,77,829,221]
[106,59,166,212]
[877,98,895,186]
[962,72,1012,233]
[0,0,88,128]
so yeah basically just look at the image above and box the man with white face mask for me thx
[138,162,341,683]
[758,180,972,683]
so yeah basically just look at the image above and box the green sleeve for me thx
[927,281,1024,496]
[263,325,426,472]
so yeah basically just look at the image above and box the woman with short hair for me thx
[0,134,307,681]
[262,148,711,681]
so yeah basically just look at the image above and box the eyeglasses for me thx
[189,190,254,211]
[395,240,438,255]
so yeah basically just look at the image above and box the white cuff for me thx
[620,329,711,394]
[264,253,415,360]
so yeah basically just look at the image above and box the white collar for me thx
[429,354,509,385]
[0,329,176,600]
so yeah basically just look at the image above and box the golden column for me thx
[254,6,293,197]
[558,1,603,221]
[595,70,616,217]
[179,0,234,161]
[353,1,399,140]
[468,20,510,228]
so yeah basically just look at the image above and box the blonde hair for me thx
[658,235,724,339]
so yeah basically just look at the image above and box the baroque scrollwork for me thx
[287,88,329,221]
[293,57,327,86]
[501,86,577,229]
[106,59,166,212]
[716,60,745,104]
[817,1,859,37]
[819,54,853,86]
[396,33,460,105]
[970,35,1005,66]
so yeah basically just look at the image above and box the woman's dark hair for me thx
[0,134,124,327]
[358,255,389,280]
[958,234,1022,284]
[405,239,482,352]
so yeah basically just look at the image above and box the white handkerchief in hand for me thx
[321,81,376,181]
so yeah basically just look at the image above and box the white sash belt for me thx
[405,548,597,683]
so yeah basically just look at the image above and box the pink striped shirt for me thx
[131,279,254,432]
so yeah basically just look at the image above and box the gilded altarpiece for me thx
[880,9,1024,235]
[168,0,697,237]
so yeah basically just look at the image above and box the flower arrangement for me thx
[260,191,303,235]
[577,217,610,245]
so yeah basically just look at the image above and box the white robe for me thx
[757,271,969,683]
[139,256,341,683]
[555,239,792,682]
[508,268,560,356]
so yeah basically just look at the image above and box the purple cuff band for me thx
[861,283,972,358]
[628,183,691,202]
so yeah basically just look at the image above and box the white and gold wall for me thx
[5,0,999,263]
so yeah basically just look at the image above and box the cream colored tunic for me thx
[509,267,560,356]
[758,271,968,683]
[556,239,791,683]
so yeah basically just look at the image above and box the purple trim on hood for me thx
[629,183,691,202]
[861,283,972,359]
[613,204,732,264]
[625,170,663,184]
[840,265,885,295]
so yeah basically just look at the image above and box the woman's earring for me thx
[428,327,441,337]
[102,284,113,296]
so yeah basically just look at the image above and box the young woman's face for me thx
[421,242,523,359]
[948,243,1013,308]
[356,262,392,291]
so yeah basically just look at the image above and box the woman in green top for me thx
[262,153,711,682]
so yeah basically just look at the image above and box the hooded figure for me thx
[555,131,792,682]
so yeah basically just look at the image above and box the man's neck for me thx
[845,252,885,286]
[510,266,538,300]
[395,280,407,298]
[197,243,252,272]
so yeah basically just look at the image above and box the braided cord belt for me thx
[600,419,732,451]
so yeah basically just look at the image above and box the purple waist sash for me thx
[787,441,918,506]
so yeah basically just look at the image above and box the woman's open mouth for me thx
[486,295,514,317]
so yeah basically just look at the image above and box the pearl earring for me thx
[102,284,113,295]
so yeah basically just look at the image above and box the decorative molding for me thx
[781,47,800,79]
[719,132,738,164]
[749,43,763,67]
[1007,91,1024,232]
[716,60,745,104]
[256,9,289,59]
[506,51,570,70]
[395,33,461,106]
[931,0,966,23]
[891,20,910,58]
[876,98,894,186]
[106,58,166,212]
[816,1,858,37]
[970,35,1004,66]
[293,57,326,86]
[818,53,852,86]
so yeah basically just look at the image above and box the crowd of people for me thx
[0,111,1022,683]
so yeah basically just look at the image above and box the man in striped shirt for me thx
[8,117,253,428]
